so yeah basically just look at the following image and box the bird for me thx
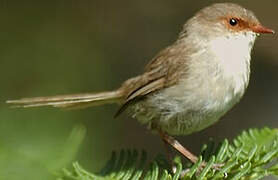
[6,3,274,163]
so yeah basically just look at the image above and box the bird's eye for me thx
[229,18,238,26]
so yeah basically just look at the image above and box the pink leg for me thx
[159,131,198,163]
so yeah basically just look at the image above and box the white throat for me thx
[209,32,257,93]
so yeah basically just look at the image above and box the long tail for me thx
[6,90,123,109]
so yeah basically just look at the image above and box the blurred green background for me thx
[1,0,277,179]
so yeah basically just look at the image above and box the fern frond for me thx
[58,127,278,180]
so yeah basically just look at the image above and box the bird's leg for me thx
[159,130,224,173]
[158,130,198,164]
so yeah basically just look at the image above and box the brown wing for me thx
[115,43,187,117]
[114,75,166,117]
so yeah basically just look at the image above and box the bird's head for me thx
[181,3,274,42]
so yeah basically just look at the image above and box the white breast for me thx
[153,32,257,135]
[209,32,256,95]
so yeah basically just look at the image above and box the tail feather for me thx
[6,90,123,109]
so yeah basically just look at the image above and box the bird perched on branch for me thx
[7,3,274,163]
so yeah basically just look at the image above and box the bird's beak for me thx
[251,25,275,34]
